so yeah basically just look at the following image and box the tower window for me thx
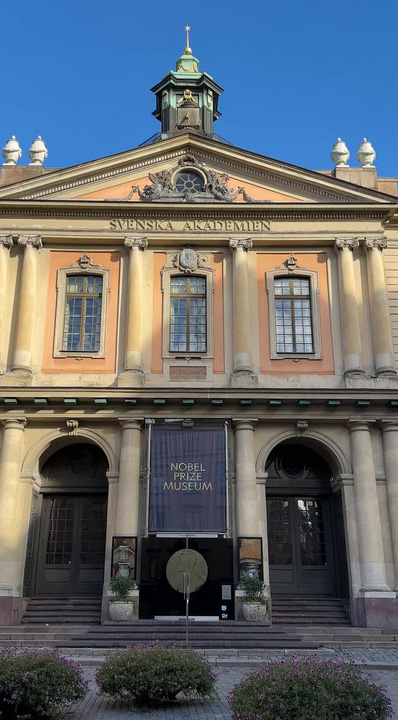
[170,276,206,352]
[175,172,204,194]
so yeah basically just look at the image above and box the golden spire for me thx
[184,24,192,55]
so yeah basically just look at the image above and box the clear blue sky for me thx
[1,0,397,177]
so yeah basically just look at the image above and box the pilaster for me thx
[115,419,144,536]
[229,238,256,386]
[334,238,364,377]
[348,419,396,626]
[121,237,148,386]
[380,421,398,591]
[0,418,27,624]
[0,235,13,374]
[11,236,42,374]
[233,418,258,537]
[364,237,396,376]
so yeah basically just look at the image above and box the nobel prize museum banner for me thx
[149,426,226,533]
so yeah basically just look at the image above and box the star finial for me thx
[184,24,192,55]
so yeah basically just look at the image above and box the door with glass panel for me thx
[267,496,335,595]
[37,496,107,595]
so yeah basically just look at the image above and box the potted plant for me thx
[109,576,136,621]
[240,575,268,622]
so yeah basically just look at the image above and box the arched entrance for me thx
[266,442,348,598]
[31,442,108,596]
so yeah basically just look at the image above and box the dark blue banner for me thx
[149,426,226,533]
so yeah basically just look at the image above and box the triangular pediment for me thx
[0,133,395,206]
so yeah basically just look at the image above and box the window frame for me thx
[161,264,214,360]
[53,260,110,359]
[266,266,321,360]
[169,275,207,353]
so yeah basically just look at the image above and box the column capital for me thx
[118,418,144,430]
[1,418,27,431]
[334,237,359,252]
[0,235,13,249]
[379,419,398,434]
[229,237,253,252]
[346,418,371,433]
[364,236,388,252]
[18,235,42,251]
[124,236,148,251]
[232,417,258,430]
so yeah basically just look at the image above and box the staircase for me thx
[271,597,351,626]
[22,597,102,625]
[64,620,319,650]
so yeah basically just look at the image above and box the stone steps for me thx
[271,596,351,626]
[65,621,319,650]
[21,597,101,625]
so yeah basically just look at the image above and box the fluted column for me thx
[0,236,13,372]
[124,237,148,375]
[0,418,26,590]
[380,421,398,590]
[335,238,364,376]
[229,238,253,375]
[11,235,42,373]
[365,237,396,375]
[115,419,143,536]
[233,419,258,537]
[348,420,389,591]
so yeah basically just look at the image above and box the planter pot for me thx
[242,602,268,622]
[109,601,134,621]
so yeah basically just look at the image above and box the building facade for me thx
[1,41,398,628]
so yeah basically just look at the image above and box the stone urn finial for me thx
[2,135,22,165]
[331,138,350,167]
[357,138,376,168]
[29,136,48,166]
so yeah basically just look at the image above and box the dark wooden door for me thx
[267,496,335,596]
[37,495,107,595]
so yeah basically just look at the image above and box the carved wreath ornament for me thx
[108,154,267,204]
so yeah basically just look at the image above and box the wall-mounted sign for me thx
[149,426,226,533]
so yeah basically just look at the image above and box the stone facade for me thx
[0,46,398,629]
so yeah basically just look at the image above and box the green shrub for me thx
[96,643,215,707]
[109,575,136,601]
[228,655,392,720]
[0,648,87,719]
[240,574,267,604]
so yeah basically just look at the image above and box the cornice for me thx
[0,201,393,222]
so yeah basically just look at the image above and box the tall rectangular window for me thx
[170,276,206,352]
[274,277,313,353]
[63,275,103,352]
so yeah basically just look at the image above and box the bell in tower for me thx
[151,26,223,139]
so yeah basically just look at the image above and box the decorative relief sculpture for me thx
[171,247,208,273]
[106,154,269,204]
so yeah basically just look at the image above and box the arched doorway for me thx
[32,443,108,596]
[266,442,348,598]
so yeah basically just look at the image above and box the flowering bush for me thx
[0,648,87,719]
[96,643,215,707]
[228,655,392,720]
